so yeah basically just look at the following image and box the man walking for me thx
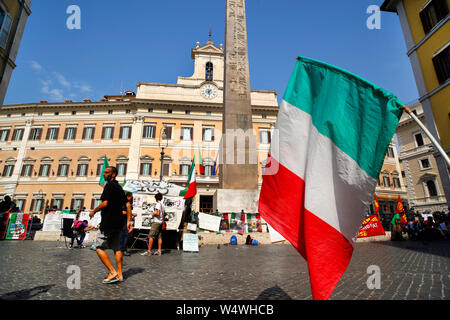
[90,166,133,284]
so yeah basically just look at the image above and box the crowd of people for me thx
[390,209,450,241]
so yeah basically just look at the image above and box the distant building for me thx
[0,0,32,105]
[397,102,447,213]
[371,138,408,228]
[381,0,450,206]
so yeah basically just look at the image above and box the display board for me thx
[198,212,222,232]
[133,194,184,230]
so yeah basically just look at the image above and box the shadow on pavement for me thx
[372,239,450,258]
[123,267,145,280]
[0,284,55,300]
[257,285,292,300]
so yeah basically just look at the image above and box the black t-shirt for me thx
[100,180,127,233]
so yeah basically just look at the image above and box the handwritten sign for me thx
[183,233,199,252]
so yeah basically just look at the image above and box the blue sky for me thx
[4,0,418,106]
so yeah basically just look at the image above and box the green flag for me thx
[99,155,109,187]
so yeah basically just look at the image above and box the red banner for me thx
[357,214,385,238]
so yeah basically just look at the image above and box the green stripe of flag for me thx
[99,155,109,187]
[283,56,404,179]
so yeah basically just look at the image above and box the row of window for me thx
[0,127,273,143]
[378,175,402,189]
[0,126,133,142]
[14,197,104,213]
[1,162,218,178]
[1,163,128,178]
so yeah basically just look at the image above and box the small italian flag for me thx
[180,156,197,199]
[198,146,205,175]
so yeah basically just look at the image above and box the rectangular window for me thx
[393,177,401,188]
[432,44,449,84]
[64,127,77,140]
[0,13,12,49]
[163,126,172,139]
[143,125,155,138]
[414,133,424,147]
[73,199,84,210]
[181,127,193,141]
[387,147,395,158]
[420,158,431,169]
[204,165,212,176]
[96,163,103,176]
[53,199,64,210]
[180,164,190,176]
[2,165,14,177]
[259,130,271,144]
[58,164,69,177]
[117,163,127,176]
[93,199,102,209]
[383,176,390,187]
[33,199,43,212]
[11,128,24,141]
[419,0,449,34]
[0,129,10,141]
[102,126,114,139]
[46,127,59,140]
[39,164,51,177]
[163,163,170,176]
[77,164,88,177]
[83,127,95,140]
[140,163,152,176]
[21,164,33,177]
[202,128,214,141]
[29,128,42,141]
[119,126,132,139]
[16,199,25,212]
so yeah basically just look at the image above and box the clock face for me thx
[200,84,218,99]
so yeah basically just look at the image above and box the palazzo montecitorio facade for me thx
[0,39,279,218]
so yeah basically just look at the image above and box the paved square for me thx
[0,240,449,300]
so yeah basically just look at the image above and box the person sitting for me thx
[70,220,96,248]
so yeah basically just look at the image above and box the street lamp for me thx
[158,127,169,182]
[37,189,44,222]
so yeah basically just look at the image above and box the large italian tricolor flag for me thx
[259,56,404,300]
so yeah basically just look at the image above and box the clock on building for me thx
[200,83,218,99]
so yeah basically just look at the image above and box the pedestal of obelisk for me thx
[215,0,259,213]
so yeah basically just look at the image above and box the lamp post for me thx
[158,127,168,182]
[37,189,44,222]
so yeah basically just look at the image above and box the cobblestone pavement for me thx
[0,239,449,300]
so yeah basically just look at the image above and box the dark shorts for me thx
[95,230,122,251]
[148,222,162,239]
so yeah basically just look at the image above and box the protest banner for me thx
[5,213,32,240]
[357,214,385,238]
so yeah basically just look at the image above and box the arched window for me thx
[426,180,437,197]
[205,62,213,81]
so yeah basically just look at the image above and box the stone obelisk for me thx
[215,0,259,213]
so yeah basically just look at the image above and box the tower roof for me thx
[191,39,223,59]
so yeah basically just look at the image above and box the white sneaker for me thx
[140,251,151,256]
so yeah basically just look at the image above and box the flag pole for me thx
[402,105,450,168]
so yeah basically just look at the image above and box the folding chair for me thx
[130,231,149,249]
[60,218,76,248]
